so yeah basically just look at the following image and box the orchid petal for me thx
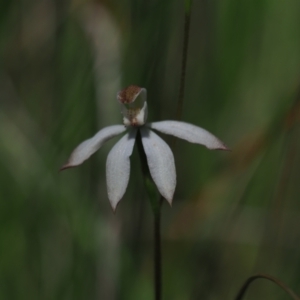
[61,125,126,170]
[148,121,228,150]
[106,129,137,211]
[140,127,176,205]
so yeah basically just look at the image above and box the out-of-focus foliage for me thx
[1,0,300,299]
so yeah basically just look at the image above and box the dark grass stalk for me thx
[175,0,193,123]
[234,274,300,300]
[173,0,193,150]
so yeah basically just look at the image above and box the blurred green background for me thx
[1,0,300,299]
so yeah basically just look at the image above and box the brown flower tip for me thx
[59,163,73,171]
[117,85,142,104]
[218,143,231,151]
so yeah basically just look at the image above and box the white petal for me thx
[61,125,126,170]
[148,121,228,150]
[140,127,176,205]
[106,129,137,211]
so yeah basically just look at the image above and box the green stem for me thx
[154,198,163,300]
[184,0,193,13]
[136,131,162,300]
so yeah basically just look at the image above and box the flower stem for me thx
[136,131,163,299]
[153,198,162,300]
[175,0,193,122]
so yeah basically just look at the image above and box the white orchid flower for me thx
[61,85,228,211]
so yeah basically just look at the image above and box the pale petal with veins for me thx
[106,129,137,210]
[148,121,228,150]
[61,125,126,170]
[140,127,176,205]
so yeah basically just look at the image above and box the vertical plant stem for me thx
[154,200,162,300]
[136,131,163,299]
[175,0,193,122]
